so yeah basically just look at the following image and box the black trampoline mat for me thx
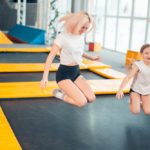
[1,49,150,150]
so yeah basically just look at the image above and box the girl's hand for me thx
[40,78,48,90]
[91,56,101,62]
[116,91,124,99]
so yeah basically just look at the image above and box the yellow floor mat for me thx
[89,68,126,79]
[0,63,60,72]
[82,60,111,69]
[0,81,57,98]
[0,107,22,150]
[0,61,110,72]
[0,47,51,52]
[89,79,131,94]
[0,80,131,99]
[0,31,13,44]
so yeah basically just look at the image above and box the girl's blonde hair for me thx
[59,11,95,34]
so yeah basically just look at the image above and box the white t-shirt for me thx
[54,32,85,65]
[131,60,150,95]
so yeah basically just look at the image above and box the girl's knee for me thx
[88,94,96,103]
[143,108,150,115]
[130,106,140,114]
[73,95,88,107]
[131,109,140,114]
[77,100,87,107]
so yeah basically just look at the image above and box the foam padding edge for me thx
[0,107,22,150]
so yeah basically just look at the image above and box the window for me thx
[87,0,105,43]
[119,0,132,16]
[95,17,104,44]
[86,0,150,53]
[93,0,105,44]
[147,22,150,43]
[149,3,150,17]
[134,0,148,18]
[104,18,116,50]
[131,20,146,50]
[107,0,118,16]
[116,19,130,52]
[57,0,71,13]
[88,0,97,14]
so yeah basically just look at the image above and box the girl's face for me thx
[141,47,150,63]
[78,22,90,35]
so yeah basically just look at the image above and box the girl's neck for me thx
[143,60,150,67]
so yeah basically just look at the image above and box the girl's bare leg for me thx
[141,94,150,115]
[57,79,88,107]
[130,92,141,114]
[74,75,96,103]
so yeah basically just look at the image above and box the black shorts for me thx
[129,89,136,93]
[130,89,150,96]
[56,64,81,83]
[129,89,141,95]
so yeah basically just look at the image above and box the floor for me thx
[0,48,150,150]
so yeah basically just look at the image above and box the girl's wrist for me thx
[42,77,48,80]
[119,90,123,93]
[90,56,94,60]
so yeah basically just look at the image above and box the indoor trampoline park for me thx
[0,0,150,150]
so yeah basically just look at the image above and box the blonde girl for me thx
[40,11,101,107]
[116,44,150,114]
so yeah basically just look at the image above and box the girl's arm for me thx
[40,44,60,89]
[116,65,139,99]
[82,52,101,62]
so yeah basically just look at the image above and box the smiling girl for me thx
[116,44,150,114]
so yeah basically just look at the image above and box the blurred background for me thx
[1,0,150,52]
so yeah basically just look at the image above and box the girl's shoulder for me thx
[56,32,65,38]
[55,31,68,42]
[56,31,73,40]
[134,60,143,66]
[54,32,66,48]
[62,31,84,38]
[132,60,144,71]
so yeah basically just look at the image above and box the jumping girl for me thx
[40,11,101,107]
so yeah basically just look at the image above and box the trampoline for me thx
[0,48,150,150]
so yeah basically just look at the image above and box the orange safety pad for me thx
[125,50,142,67]
[94,43,101,52]
[0,31,13,44]
[89,68,126,79]
[0,79,131,99]
[0,107,22,150]
[89,42,101,52]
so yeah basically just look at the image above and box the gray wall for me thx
[0,0,17,30]
[26,3,38,26]
[0,0,38,31]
